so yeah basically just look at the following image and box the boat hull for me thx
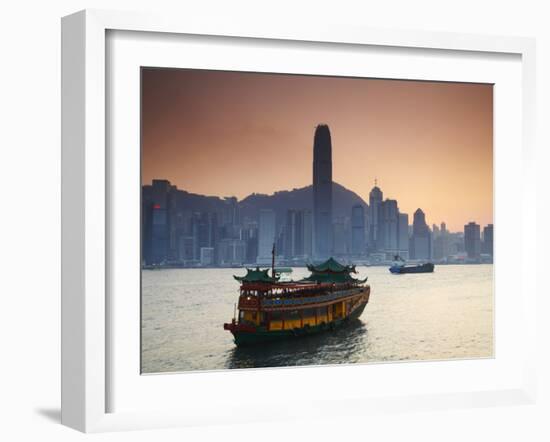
[226,300,368,346]
[389,263,434,274]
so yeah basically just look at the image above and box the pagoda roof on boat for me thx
[306,257,356,274]
[234,267,279,283]
[302,257,367,284]
[300,272,368,284]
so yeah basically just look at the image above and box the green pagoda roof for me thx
[234,267,279,283]
[306,257,356,274]
[301,272,367,284]
[302,257,366,284]
[234,259,367,285]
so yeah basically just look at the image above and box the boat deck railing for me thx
[260,287,365,308]
[239,287,365,310]
[240,281,366,296]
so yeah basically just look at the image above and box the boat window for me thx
[239,310,257,325]
[283,310,300,320]
[270,311,282,321]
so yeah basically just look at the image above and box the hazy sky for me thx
[142,68,493,232]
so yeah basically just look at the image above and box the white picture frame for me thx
[61,9,537,433]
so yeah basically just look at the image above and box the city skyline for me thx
[141,121,492,265]
[142,175,493,265]
[141,176,487,236]
[142,68,493,232]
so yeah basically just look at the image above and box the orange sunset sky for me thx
[141,68,493,232]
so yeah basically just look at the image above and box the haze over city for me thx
[142,68,493,232]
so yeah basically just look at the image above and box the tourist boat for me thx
[389,255,434,274]
[223,257,370,346]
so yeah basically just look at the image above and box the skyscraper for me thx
[351,204,366,256]
[144,179,175,264]
[464,222,481,259]
[240,222,259,264]
[257,209,276,264]
[218,238,247,266]
[378,199,399,251]
[398,213,409,257]
[178,236,196,263]
[284,209,306,259]
[312,124,333,260]
[220,196,240,239]
[410,208,432,260]
[368,182,383,251]
[433,221,451,261]
[303,210,313,259]
[482,224,493,256]
[332,217,348,256]
[196,211,218,257]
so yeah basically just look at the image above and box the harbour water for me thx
[141,264,493,373]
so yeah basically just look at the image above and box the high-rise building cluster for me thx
[142,124,493,267]
[366,183,410,262]
[463,222,493,262]
[142,180,253,267]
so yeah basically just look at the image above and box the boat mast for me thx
[271,242,276,280]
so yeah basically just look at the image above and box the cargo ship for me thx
[223,257,370,346]
[389,255,435,274]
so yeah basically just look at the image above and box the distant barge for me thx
[223,257,370,346]
[389,256,434,274]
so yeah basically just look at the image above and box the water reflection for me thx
[225,319,369,369]
[141,265,493,373]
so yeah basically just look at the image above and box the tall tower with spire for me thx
[312,124,333,260]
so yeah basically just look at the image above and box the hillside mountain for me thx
[239,182,368,225]
[167,182,368,226]
[173,189,229,213]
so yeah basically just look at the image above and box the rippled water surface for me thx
[141,265,493,373]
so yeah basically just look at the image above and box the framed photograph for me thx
[61,9,537,432]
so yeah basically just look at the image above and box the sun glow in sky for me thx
[142,68,493,232]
